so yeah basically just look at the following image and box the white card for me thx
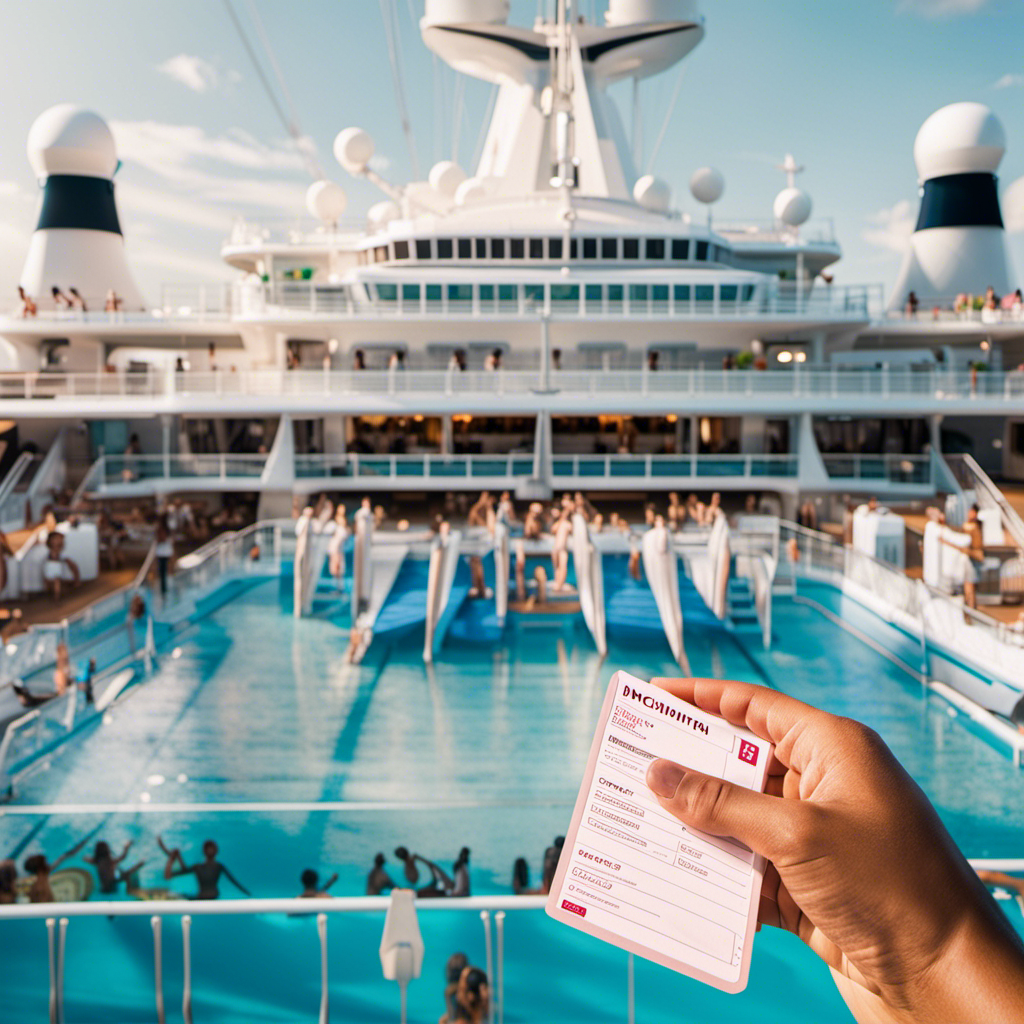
[546,671,774,994]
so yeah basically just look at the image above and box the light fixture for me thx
[795,351,807,363]
[413,414,424,422]
[776,350,793,363]
[666,414,678,423]
[700,417,712,444]
[328,338,339,354]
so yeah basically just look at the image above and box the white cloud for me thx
[1004,176,1024,234]
[898,0,988,15]
[0,181,20,198]
[117,182,236,234]
[994,73,1024,90]
[863,199,917,252]
[156,54,220,93]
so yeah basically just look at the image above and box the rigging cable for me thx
[646,64,687,174]
[471,84,499,174]
[379,0,422,179]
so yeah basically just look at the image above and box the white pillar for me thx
[160,415,172,478]
[690,416,699,456]
[441,416,453,456]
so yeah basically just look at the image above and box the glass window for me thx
[674,284,691,302]
[376,283,397,301]
[608,284,624,303]
[583,238,598,259]
[742,284,755,301]
[695,241,709,261]
[646,238,665,259]
[498,284,517,302]
[394,240,410,260]
[695,284,713,302]
[550,284,579,302]
[585,284,602,302]
[653,284,669,302]
[426,284,442,302]
[569,238,578,258]
[448,284,472,302]
[474,238,487,258]
[720,284,738,302]
[492,238,505,258]
[549,237,563,259]
[375,246,388,262]
[416,239,432,259]
[623,238,639,259]
[524,283,544,305]
[510,238,525,259]
[479,285,494,302]
[671,239,689,260]
[601,237,618,259]
[458,238,472,258]
[529,238,544,259]
[402,284,420,302]
[437,238,453,259]
[629,284,648,302]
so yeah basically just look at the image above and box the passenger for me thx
[79,657,96,705]
[104,289,122,314]
[328,505,349,591]
[441,953,470,1024]
[532,565,549,605]
[468,556,490,599]
[514,539,527,602]
[0,858,17,904]
[621,521,641,581]
[644,503,656,528]
[13,641,73,707]
[452,966,490,1024]
[298,868,338,899]
[352,348,366,371]
[393,846,420,885]
[551,511,572,591]
[68,287,87,312]
[647,350,659,372]
[158,836,250,900]
[51,285,72,310]
[551,347,562,371]
[22,837,89,903]
[644,676,1024,1024]
[496,490,516,525]
[905,290,919,317]
[467,491,493,528]
[541,836,565,893]
[941,502,984,610]
[702,491,722,526]
[154,515,174,597]
[17,285,37,318]
[744,493,758,516]
[84,840,145,895]
[366,853,395,896]
[667,492,684,530]
[43,531,80,601]
[591,512,603,533]
[573,491,595,520]
[450,847,471,897]
[413,853,455,898]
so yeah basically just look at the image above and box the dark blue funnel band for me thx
[916,172,1003,232]
[36,174,122,235]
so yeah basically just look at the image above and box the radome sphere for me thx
[27,104,117,180]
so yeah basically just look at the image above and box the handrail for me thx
[0,451,36,505]
[946,453,1024,552]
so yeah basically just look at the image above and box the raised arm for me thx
[221,864,250,896]
[322,872,339,892]
[114,840,133,866]
[52,836,90,871]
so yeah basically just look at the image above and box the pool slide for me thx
[351,505,374,624]
[494,521,510,627]
[572,513,606,657]
[689,514,732,621]
[641,522,690,672]
[423,528,465,663]
[292,505,335,618]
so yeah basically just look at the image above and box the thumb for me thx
[646,758,806,863]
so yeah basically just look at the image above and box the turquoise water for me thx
[2,575,1023,1022]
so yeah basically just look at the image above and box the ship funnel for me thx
[888,102,1016,311]
[20,104,143,311]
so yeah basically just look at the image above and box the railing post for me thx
[151,915,166,1024]
[480,911,495,1024]
[495,910,506,1024]
[627,952,636,1024]
[47,918,57,1024]
[317,912,329,1024]
[57,917,68,1024]
[182,916,193,1024]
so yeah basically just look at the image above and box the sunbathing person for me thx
[158,836,250,900]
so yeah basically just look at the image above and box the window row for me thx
[357,236,730,266]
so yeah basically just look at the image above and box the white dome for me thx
[914,102,1005,182]
[428,161,468,197]
[305,180,348,224]
[633,175,672,212]
[334,127,375,175]
[455,177,490,205]
[774,187,812,227]
[28,104,117,180]
[422,0,509,26]
[606,0,700,26]
[368,200,400,230]
[689,166,724,205]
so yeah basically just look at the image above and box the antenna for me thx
[777,153,804,188]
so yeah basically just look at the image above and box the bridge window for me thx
[696,284,713,302]
[551,284,579,303]
[492,238,505,258]
[480,284,494,302]
[402,284,420,302]
[549,237,563,259]
[674,284,690,302]
[529,238,544,259]
[608,284,624,307]
[458,238,472,258]
[583,238,598,259]
[720,284,738,302]
[629,284,648,302]
[601,237,618,259]
[623,238,639,259]
[394,240,410,260]
[498,284,517,303]
[671,238,689,260]
[653,284,669,303]
[426,284,442,302]
[524,284,544,305]
[569,238,578,258]
[695,241,709,261]
[437,238,453,259]
[416,239,432,259]
[376,283,397,301]
[448,284,472,302]
[510,238,525,259]
[475,238,487,258]
[585,284,602,305]
[646,238,665,260]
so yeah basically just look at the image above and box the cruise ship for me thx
[2,2,1024,1022]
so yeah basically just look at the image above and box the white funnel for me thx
[21,104,143,311]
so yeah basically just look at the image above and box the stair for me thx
[726,577,761,634]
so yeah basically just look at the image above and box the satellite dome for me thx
[633,175,671,213]
[28,105,117,180]
[368,200,400,230]
[914,103,1005,182]
[334,127,375,175]
[774,187,812,227]
[429,160,468,197]
[305,180,348,224]
[455,176,489,205]
[689,166,724,205]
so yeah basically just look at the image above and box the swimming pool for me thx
[2,576,1023,1022]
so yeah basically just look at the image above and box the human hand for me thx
[644,678,1024,1024]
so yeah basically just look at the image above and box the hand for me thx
[644,677,1024,1024]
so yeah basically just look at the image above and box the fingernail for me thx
[647,759,685,798]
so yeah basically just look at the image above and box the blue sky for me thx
[0,0,1022,299]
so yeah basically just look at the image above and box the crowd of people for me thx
[904,285,1024,322]
[17,284,125,318]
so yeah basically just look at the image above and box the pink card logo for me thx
[738,740,759,766]
[562,900,587,918]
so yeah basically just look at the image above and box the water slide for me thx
[292,505,334,618]
[423,528,466,663]
[494,521,510,627]
[351,506,374,623]
[346,542,410,664]
[641,523,690,672]
[572,513,607,657]
[690,515,732,620]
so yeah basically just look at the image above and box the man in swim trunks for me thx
[158,836,250,900]
[298,868,338,898]
[366,853,395,896]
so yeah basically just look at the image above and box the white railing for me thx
[885,295,1024,324]
[945,454,1024,552]
[550,453,798,481]
[821,453,932,486]
[78,453,269,496]
[0,451,39,530]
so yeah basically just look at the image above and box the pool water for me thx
[2,577,1023,1022]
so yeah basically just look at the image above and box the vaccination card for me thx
[546,671,773,993]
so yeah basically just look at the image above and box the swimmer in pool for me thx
[158,836,250,900]
[366,853,395,896]
[298,868,338,899]
[84,839,146,895]
[22,836,90,903]
[440,952,469,1023]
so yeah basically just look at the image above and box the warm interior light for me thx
[776,350,793,363]
[700,417,712,444]
[795,351,807,363]
[413,414,424,422]
[328,338,339,354]
[666,414,678,423]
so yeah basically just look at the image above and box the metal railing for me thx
[78,454,269,496]
[821,454,931,485]
[551,453,798,480]
[0,452,39,530]
[884,295,1024,324]
[945,454,1024,551]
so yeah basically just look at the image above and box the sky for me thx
[0,0,1023,302]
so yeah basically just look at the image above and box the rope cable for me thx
[646,63,687,174]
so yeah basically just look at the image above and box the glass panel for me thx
[492,238,505,258]
[695,241,709,261]
[437,238,453,259]
[569,238,578,258]
[510,238,525,259]
[529,238,544,259]
[426,284,442,302]
[646,238,665,259]
[415,239,432,259]
[742,284,755,301]
[671,238,689,260]
[674,285,690,301]
[448,284,472,301]
[458,238,472,258]
[720,284,738,301]
[585,284,602,302]
[623,238,639,259]
[695,284,713,302]
[401,284,420,301]
[608,284,623,303]
[550,284,579,302]
[549,237,563,259]
[376,284,397,301]
[498,284,517,302]
[583,238,597,259]
[652,284,669,302]
[479,285,494,302]
[474,238,487,258]
[524,284,544,306]
[601,237,618,259]
[629,284,648,302]
[394,240,410,260]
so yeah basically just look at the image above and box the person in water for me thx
[447,966,489,1024]
[393,846,420,885]
[158,836,250,900]
[0,859,18,904]
[23,836,89,903]
[413,847,470,898]
[84,839,145,895]
[441,952,469,1023]
[298,868,338,899]
[366,853,395,896]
